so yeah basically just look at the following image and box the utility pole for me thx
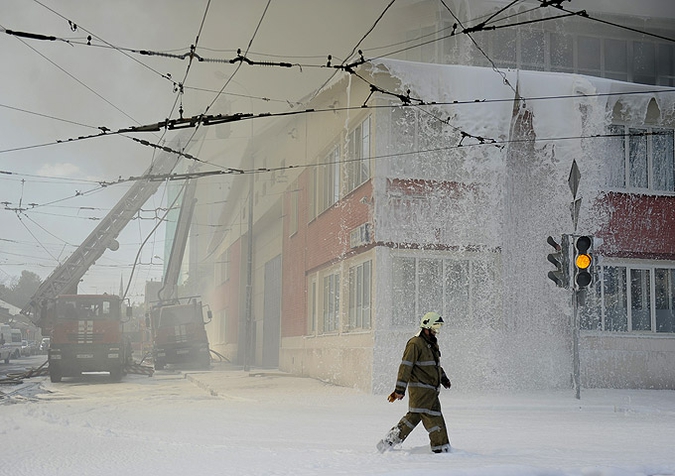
[243,169,254,372]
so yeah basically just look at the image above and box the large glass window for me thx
[391,254,498,328]
[607,125,675,192]
[583,263,675,334]
[486,26,673,86]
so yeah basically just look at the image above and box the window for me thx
[348,260,371,329]
[487,25,674,86]
[631,268,651,331]
[605,39,628,81]
[657,44,675,87]
[578,36,601,77]
[606,125,675,192]
[388,105,450,179]
[309,146,340,220]
[319,145,340,215]
[308,276,317,333]
[582,263,675,333]
[634,41,656,85]
[391,255,499,328]
[346,116,371,193]
[655,268,675,332]
[550,33,573,72]
[323,272,340,333]
[520,30,546,71]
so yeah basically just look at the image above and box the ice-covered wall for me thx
[368,60,636,392]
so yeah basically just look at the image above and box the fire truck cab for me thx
[48,294,132,382]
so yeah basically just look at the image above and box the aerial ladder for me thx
[148,175,212,370]
[21,133,194,380]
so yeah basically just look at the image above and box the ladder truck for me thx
[148,177,212,370]
[22,134,191,382]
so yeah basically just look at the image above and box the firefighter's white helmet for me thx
[420,312,444,331]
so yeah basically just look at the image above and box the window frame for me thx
[346,116,371,194]
[348,260,372,330]
[606,124,675,193]
[583,261,675,334]
[485,25,675,86]
[390,253,499,329]
[322,271,340,334]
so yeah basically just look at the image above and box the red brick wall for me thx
[305,181,373,272]
[596,192,675,260]
[281,175,374,337]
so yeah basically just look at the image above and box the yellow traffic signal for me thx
[574,236,593,289]
[575,253,591,270]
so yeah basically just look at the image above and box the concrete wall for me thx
[280,333,374,391]
[581,333,675,389]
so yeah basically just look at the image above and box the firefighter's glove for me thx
[441,376,452,389]
[387,391,404,403]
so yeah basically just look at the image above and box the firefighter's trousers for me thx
[395,409,450,451]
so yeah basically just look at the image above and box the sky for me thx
[2,365,675,476]
[0,0,395,302]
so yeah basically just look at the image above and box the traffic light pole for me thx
[572,289,581,400]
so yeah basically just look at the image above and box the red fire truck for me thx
[47,294,132,382]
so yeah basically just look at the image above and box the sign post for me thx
[568,160,581,400]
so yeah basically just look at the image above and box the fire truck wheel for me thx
[110,366,123,382]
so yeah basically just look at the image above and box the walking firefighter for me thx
[377,311,452,454]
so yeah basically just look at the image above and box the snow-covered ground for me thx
[2,362,674,476]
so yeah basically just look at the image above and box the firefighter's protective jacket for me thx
[395,331,449,415]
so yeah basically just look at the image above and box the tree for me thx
[0,271,42,308]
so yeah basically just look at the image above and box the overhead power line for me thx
[101,129,672,186]
[544,1,675,44]
[1,85,672,158]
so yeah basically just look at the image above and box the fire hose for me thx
[0,359,50,385]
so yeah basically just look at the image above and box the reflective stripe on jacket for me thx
[395,332,448,413]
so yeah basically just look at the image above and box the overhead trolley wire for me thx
[30,0,175,85]
[544,1,675,44]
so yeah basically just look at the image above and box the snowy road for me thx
[1,364,674,476]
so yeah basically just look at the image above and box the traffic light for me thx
[547,235,570,289]
[574,235,593,289]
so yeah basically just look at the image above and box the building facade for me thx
[186,0,675,392]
